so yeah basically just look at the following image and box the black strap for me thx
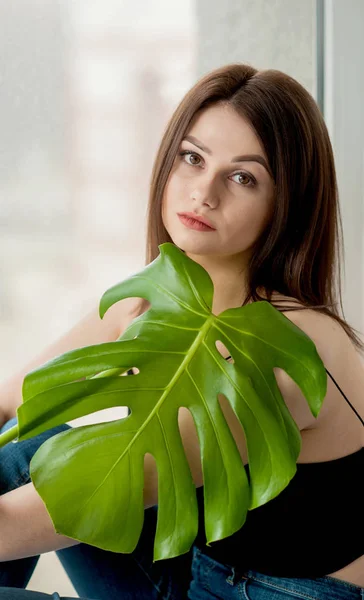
[325,368,364,426]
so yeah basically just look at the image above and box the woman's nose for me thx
[190,180,220,208]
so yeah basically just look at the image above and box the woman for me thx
[0,62,363,599]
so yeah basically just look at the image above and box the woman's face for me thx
[162,103,276,264]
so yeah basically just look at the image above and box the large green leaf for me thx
[10,243,327,560]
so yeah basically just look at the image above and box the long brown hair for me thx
[136,62,364,354]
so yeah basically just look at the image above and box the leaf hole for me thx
[217,393,248,465]
[178,407,203,487]
[144,452,158,508]
[124,367,140,375]
[215,340,234,364]
[67,406,129,428]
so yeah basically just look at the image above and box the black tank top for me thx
[126,364,364,578]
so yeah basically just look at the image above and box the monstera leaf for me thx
[0,243,327,561]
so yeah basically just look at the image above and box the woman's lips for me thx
[178,214,216,232]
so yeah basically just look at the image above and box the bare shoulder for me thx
[266,292,344,373]
[271,295,364,441]
[274,295,360,371]
[268,292,351,352]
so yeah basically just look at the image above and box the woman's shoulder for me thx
[266,291,345,334]
[270,294,356,360]
[269,293,364,445]
[269,292,363,394]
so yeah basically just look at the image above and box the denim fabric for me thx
[188,547,364,600]
[56,510,193,599]
[0,418,363,600]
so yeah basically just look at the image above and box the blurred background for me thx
[0,0,363,595]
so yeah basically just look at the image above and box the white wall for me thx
[195,0,316,94]
[323,0,364,337]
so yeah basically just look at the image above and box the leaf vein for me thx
[133,276,207,317]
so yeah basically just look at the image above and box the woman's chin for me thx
[169,234,217,256]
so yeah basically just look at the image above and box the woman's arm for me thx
[0,297,140,424]
[0,482,79,561]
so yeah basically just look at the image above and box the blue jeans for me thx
[0,417,363,600]
[188,547,364,599]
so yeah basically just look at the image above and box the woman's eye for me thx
[178,150,256,188]
[179,150,201,166]
[230,172,256,187]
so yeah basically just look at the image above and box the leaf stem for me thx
[0,424,19,448]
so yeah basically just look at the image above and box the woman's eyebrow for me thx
[183,134,271,175]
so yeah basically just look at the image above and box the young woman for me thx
[0,62,363,600]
